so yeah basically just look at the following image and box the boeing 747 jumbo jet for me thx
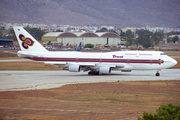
[13,27,177,76]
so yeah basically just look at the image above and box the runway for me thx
[0,69,180,91]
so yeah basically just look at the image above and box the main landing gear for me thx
[156,70,160,76]
[88,71,99,75]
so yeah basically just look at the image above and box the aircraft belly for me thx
[127,63,165,70]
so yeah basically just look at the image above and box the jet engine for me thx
[99,67,111,74]
[69,65,80,72]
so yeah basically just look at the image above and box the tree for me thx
[25,27,31,34]
[96,27,108,32]
[151,31,163,45]
[142,42,152,48]
[120,31,127,37]
[30,28,45,40]
[121,29,163,48]
[25,27,45,41]
[172,36,179,43]
[138,103,180,120]
[126,36,134,47]
[167,37,172,43]
[136,29,154,48]
[9,29,17,40]
[0,29,17,40]
[84,43,94,48]
[126,30,132,36]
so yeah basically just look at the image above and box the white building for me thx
[42,32,121,46]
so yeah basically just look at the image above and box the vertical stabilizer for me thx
[13,26,48,52]
[75,42,81,51]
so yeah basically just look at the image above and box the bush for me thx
[84,43,94,48]
[138,103,180,120]
[142,42,152,48]
[172,36,179,43]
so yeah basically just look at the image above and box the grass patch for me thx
[73,97,103,102]
[44,64,54,69]
[73,97,141,103]
[0,62,63,70]
[105,98,141,103]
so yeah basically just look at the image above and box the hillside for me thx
[0,0,180,27]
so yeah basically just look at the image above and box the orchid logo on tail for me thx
[19,34,35,49]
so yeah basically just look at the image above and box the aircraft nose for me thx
[173,59,177,66]
[171,58,177,66]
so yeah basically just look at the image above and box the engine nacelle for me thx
[99,67,111,74]
[69,65,80,72]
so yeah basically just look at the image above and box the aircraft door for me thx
[136,51,140,57]
[100,53,102,63]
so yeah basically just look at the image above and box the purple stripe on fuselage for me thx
[26,57,163,64]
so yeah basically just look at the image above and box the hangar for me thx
[0,39,13,47]
[42,32,121,46]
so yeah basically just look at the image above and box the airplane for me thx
[13,26,177,76]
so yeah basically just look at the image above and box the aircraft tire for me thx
[156,73,160,76]
[88,72,92,75]
[88,71,99,75]
[94,72,99,75]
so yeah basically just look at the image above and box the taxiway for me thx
[0,69,180,91]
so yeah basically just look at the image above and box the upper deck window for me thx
[160,53,166,55]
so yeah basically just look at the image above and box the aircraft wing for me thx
[45,62,95,67]
[45,62,124,70]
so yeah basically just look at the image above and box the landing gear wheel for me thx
[95,72,99,75]
[88,71,99,75]
[156,72,160,76]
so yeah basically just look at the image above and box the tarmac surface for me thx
[0,69,180,91]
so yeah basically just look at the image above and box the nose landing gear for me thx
[156,70,160,76]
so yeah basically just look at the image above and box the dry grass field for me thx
[0,81,180,120]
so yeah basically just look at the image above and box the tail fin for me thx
[13,26,48,52]
[75,42,81,52]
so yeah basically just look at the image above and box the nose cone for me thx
[172,58,177,66]
[163,56,177,69]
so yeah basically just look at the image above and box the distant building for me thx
[121,27,136,33]
[168,35,180,39]
[0,39,13,47]
[42,32,121,46]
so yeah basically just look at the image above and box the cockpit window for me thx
[160,53,166,55]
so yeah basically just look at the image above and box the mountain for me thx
[0,0,180,27]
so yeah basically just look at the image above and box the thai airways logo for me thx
[158,59,164,65]
[112,55,123,58]
[19,34,35,49]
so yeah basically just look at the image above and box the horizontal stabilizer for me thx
[17,52,38,58]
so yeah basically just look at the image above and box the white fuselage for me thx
[18,50,177,71]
